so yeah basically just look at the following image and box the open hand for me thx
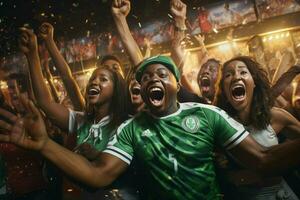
[194,34,205,46]
[0,95,49,151]
[111,0,131,17]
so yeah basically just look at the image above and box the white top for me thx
[246,124,278,147]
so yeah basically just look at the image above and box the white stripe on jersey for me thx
[103,149,131,165]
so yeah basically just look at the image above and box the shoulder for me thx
[180,102,216,110]
[68,109,86,131]
[181,102,226,114]
[180,103,230,121]
[271,107,289,121]
[115,112,146,135]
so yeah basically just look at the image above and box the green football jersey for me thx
[103,103,249,200]
[69,110,115,151]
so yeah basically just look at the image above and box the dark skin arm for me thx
[271,65,300,98]
[19,27,69,130]
[39,23,85,111]
[230,135,300,176]
[40,47,60,103]
[170,0,208,95]
[170,0,187,72]
[170,0,196,94]
[0,99,128,188]
[111,0,143,67]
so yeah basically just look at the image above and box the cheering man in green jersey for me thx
[1,55,300,200]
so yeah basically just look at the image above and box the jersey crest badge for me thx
[182,115,200,133]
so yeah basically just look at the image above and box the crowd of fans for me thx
[0,0,300,200]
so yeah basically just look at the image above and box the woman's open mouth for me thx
[88,88,100,97]
[131,86,141,95]
[231,84,246,101]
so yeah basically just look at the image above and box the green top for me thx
[103,103,249,200]
[68,110,115,150]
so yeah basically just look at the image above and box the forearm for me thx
[46,75,60,103]
[26,51,54,107]
[171,17,186,72]
[41,139,112,188]
[197,45,208,63]
[113,15,143,66]
[45,39,84,110]
[144,45,151,59]
[181,75,197,95]
[259,139,300,175]
[271,65,300,98]
[171,30,186,70]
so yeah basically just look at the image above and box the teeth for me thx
[150,87,161,92]
[89,88,99,92]
[232,85,244,90]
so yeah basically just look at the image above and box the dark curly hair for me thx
[215,56,274,130]
[85,66,129,127]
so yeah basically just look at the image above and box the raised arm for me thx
[111,0,143,66]
[0,99,128,188]
[271,51,295,85]
[19,28,69,130]
[170,0,187,70]
[194,34,209,65]
[143,38,151,59]
[39,23,85,111]
[39,45,60,103]
[170,0,199,94]
[271,64,300,98]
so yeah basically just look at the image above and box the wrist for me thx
[174,18,187,31]
[112,12,126,20]
[44,38,55,46]
[40,137,52,155]
[26,48,39,58]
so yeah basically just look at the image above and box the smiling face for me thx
[86,68,114,107]
[197,60,220,101]
[140,63,178,116]
[222,60,255,112]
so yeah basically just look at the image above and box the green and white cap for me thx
[135,55,180,83]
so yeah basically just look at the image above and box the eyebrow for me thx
[237,65,247,69]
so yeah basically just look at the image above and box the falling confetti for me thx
[167,14,173,19]
[72,2,79,7]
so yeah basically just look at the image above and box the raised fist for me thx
[18,27,38,55]
[39,22,54,41]
[111,0,131,18]
[170,0,187,20]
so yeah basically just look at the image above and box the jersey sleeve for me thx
[68,109,85,134]
[203,106,249,150]
[103,119,134,165]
